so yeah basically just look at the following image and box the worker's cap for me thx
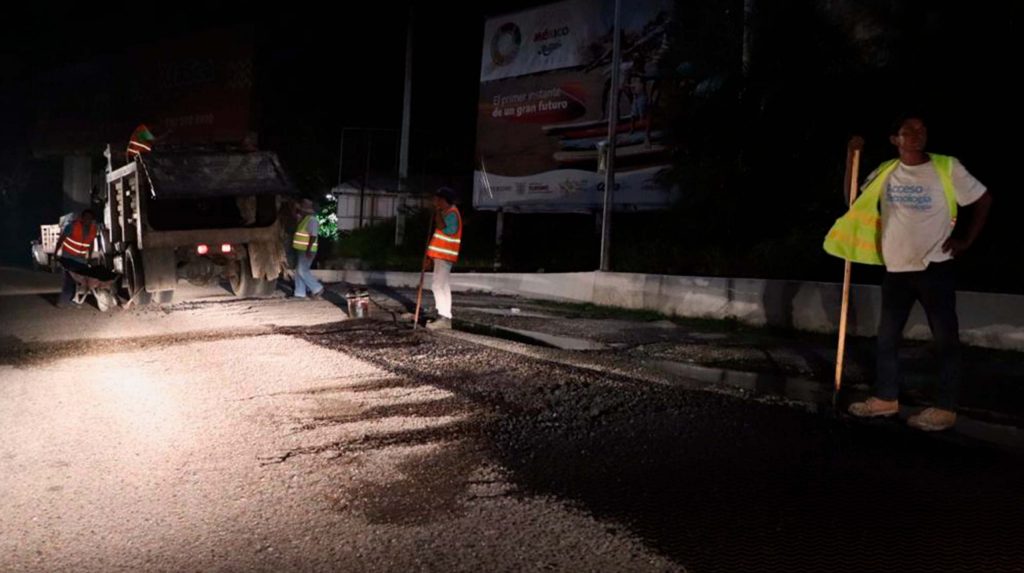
[434,187,458,204]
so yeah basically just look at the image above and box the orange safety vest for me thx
[427,206,462,263]
[63,221,97,258]
[127,124,155,158]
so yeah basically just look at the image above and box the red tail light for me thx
[196,244,209,255]
[221,244,233,254]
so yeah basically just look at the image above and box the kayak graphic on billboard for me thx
[475,0,679,212]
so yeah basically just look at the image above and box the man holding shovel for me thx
[826,116,992,431]
[422,187,462,330]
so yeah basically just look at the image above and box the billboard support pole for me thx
[397,6,414,247]
[494,208,504,270]
[599,0,622,272]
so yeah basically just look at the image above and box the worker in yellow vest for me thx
[291,199,324,300]
[424,187,462,330]
[825,116,992,431]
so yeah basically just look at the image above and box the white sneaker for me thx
[426,317,451,331]
[907,408,957,432]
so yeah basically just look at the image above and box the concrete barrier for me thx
[313,269,1024,352]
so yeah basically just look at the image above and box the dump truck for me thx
[101,145,296,304]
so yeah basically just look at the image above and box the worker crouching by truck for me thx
[54,209,99,309]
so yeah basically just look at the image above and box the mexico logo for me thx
[491,22,522,67]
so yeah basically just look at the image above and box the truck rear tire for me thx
[125,246,152,306]
[229,255,256,298]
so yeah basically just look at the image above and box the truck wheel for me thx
[229,255,256,298]
[125,246,152,306]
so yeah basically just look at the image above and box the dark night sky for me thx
[0,0,543,263]
[0,1,543,182]
[4,1,1016,178]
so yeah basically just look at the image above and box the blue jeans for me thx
[294,252,323,298]
[875,261,962,409]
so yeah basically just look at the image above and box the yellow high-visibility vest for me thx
[823,153,957,265]
[292,215,319,253]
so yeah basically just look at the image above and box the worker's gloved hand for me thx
[423,258,433,271]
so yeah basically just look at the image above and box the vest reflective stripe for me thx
[427,245,460,257]
[65,237,92,248]
[844,210,880,228]
[826,228,880,257]
[427,207,462,263]
[127,124,155,157]
[292,215,318,252]
[823,154,957,265]
[63,222,97,256]
[431,232,461,244]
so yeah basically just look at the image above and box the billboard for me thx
[474,0,679,212]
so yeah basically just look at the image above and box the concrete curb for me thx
[312,269,1024,352]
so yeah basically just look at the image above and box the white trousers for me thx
[431,259,453,318]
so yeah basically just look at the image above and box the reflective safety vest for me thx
[292,215,318,253]
[63,220,97,258]
[427,206,462,263]
[127,124,155,158]
[823,153,957,265]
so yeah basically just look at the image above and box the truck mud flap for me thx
[248,240,286,281]
[141,247,177,292]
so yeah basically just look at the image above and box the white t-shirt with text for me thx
[873,158,986,273]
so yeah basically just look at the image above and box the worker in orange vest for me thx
[54,209,99,308]
[127,124,156,159]
[424,187,462,330]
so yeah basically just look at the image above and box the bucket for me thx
[345,289,371,318]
